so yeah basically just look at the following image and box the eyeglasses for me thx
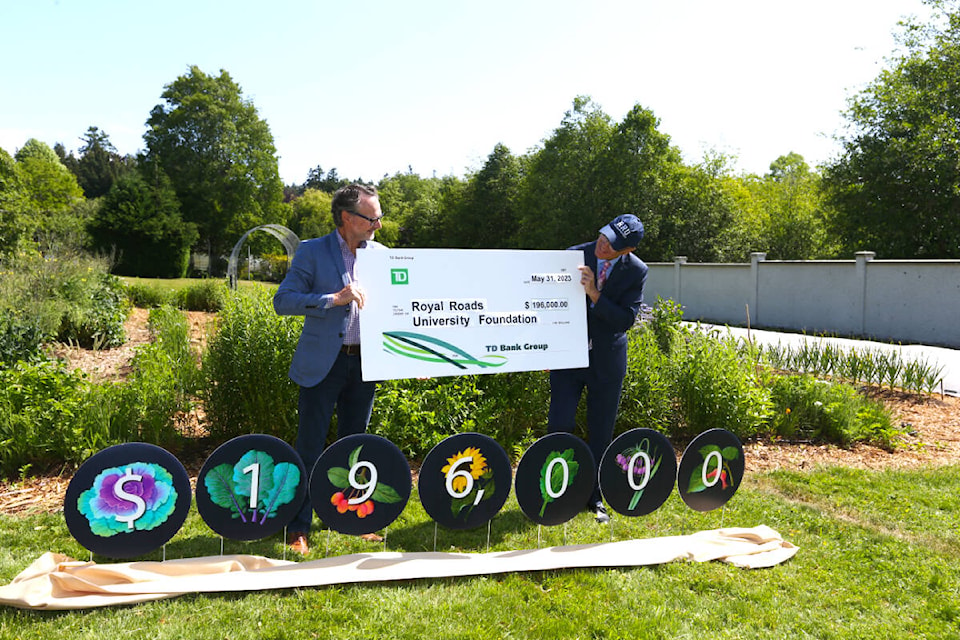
[347,209,385,224]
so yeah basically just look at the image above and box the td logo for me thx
[391,268,409,285]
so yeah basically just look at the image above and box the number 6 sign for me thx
[418,433,511,530]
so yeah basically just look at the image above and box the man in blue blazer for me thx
[547,214,648,524]
[273,183,385,553]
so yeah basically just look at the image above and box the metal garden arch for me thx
[226,224,300,289]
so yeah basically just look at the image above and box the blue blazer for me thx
[273,230,384,387]
[572,240,648,353]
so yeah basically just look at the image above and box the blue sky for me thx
[0,0,933,184]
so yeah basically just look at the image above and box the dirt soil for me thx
[1,309,958,516]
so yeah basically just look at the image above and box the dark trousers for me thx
[290,350,376,533]
[547,343,627,505]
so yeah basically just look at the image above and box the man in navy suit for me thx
[273,183,385,553]
[547,214,648,524]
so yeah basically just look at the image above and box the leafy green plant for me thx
[766,373,900,448]
[618,327,676,434]
[648,296,685,354]
[671,331,773,438]
[201,288,302,442]
[176,279,228,312]
[124,281,173,308]
[371,377,482,460]
[55,269,128,349]
[0,360,98,477]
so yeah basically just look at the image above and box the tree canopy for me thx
[825,0,960,258]
[143,66,286,272]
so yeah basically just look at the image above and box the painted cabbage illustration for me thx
[77,462,178,537]
[204,449,301,524]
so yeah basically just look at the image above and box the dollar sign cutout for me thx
[113,467,147,530]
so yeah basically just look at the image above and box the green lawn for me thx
[2,465,959,639]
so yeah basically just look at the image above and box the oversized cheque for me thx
[357,249,588,381]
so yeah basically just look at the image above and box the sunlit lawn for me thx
[2,465,959,639]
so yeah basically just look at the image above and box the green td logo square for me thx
[391,268,409,285]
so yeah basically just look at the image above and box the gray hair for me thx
[331,183,378,226]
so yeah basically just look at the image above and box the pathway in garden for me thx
[696,324,960,398]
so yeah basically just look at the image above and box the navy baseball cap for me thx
[599,214,644,251]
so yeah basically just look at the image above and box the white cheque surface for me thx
[357,249,588,381]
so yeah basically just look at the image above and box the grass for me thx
[120,277,276,294]
[2,465,959,639]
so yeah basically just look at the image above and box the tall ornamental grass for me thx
[201,287,302,442]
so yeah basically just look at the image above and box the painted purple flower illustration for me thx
[77,462,178,537]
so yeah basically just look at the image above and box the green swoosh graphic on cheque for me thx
[383,332,508,370]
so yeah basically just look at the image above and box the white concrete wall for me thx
[643,253,960,348]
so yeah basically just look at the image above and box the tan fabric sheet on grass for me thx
[0,525,797,610]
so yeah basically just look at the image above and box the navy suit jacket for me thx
[572,240,648,356]
[273,230,384,387]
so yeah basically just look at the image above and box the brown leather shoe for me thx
[360,532,384,542]
[287,531,309,555]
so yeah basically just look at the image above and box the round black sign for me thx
[64,443,191,559]
[515,432,596,526]
[196,434,307,541]
[418,433,512,530]
[677,428,745,512]
[309,434,411,536]
[598,428,677,517]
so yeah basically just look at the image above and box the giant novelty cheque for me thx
[357,249,589,381]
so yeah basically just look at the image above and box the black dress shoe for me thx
[589,502,611,524]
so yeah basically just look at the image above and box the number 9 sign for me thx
[309,434,411,536]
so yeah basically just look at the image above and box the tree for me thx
[87,161,198,278]
[727,153,834,260]
[14,139,85,250]
[70,127,135,199]
[447,144,523,248]
[824,1,960,258]
[143,66,286,272]
[288,188,335,240]
[0,147,28,256]
[517,97,616,250]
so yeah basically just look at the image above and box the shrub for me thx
[0,314,47,366]
[176,279,228,312]
[55,269,128,349]
[201,288,302,443]
[671,331,773,438]
[124,281,173,308]
[766,373,900,448]
[371,377,483,460]
[618,327,676,434]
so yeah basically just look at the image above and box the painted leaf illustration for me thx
[204,463,247,521]
[259,462,301,522]
[233,450,277,510]
[451,473,495,518]
[538,449,579,517]
[371,482,402,504]
[698,444,721,459]
[327,466,349,489]
[348,445,363,468]
[721,446,740,461]
[688,469,707,494]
